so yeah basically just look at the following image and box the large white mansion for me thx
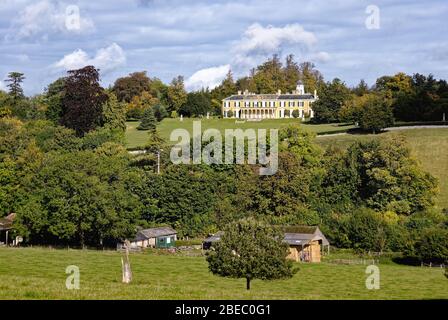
[222,82,317,119]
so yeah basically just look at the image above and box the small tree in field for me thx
[358,95,394,134]
[137,108,157,131]
[206,218,297,290]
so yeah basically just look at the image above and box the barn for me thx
[129,227,177,249]
[203,226,330,263]
[0,213,15,246]
[283,226,330,263]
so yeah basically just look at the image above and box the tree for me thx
[298,62,324,93]
[358,95,394,133]
[153,104,168,122]
[414,228,448,262]
[292,109,300,118]
[60,66,107,136]
[206,218,296,290]
[44,77,66,123]
[353,79,369,96]
[180,91,212,117]
[312,78,351,123]
[15,149,142,247]
[5,72,25,101]
[126,91,159,120]
[101,91,127,132]
[112,71,152,103]
[253,54,285,93]
[346,136,438,214]
[137,108,157,131]
[284,54,301,92]
[166,76,187,113]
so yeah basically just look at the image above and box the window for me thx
[166,237,171,244]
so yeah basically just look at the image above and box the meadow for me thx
[0,247,446,300]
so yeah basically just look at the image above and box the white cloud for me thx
[232,23,318,69]
[186,64,230,91]
[312,51,331,63]
[0,80,6,92]
[9,0,95,40]
[53,43,126,74]
[185,23,326,91]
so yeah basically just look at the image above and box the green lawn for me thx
[0,248,446,300]
[125,118,355,149]
[316,128,448,210]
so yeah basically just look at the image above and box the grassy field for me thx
[0,247,446,300]
[125,118,355,148]
[316,128,448,210]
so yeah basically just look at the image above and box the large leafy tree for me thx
[299,61,324,93]
[179,91,212,117]
[44,77,66,123]
[60,66,107,136]
[253,54,285,93]
[358,95,394,133]
[112,71,152,103]
[206,218,296,290]
[346,136,438,214]
[166,76,187,113]
[312,78,351,123]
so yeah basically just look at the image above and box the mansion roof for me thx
[224,93,316,101]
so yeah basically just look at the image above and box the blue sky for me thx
[0,0,447,95]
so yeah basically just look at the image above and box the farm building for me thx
[0,213,15,246]
[203,226,330,263]
[203,231,224,250]
[283,226,330,263]
[130,227,177,249]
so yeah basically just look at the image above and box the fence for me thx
[421,262,446,268]
[326,258,379,265]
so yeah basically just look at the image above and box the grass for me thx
[0,247,446,300]
[125,118,355,149]
[316,128,448,210]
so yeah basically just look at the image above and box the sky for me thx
[0,0,447,95]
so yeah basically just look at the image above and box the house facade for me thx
[222,82,317,119]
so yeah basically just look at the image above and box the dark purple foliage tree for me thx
[61,66,107,136]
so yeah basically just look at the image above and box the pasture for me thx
[0,247,446,300]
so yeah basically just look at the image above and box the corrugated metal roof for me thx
[203,227,330,246]
[0,213,15,231]
[137,227,177,239]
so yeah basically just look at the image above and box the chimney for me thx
[244,89,249,95]
[238,90,242,95]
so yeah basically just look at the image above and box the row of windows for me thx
[224,101,306,108]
